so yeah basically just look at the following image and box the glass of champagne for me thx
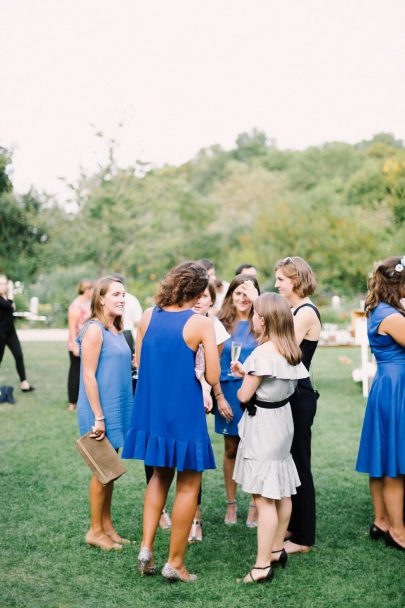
[228,341,242,376]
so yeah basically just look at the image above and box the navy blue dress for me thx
[122,307,216,472]
[356,303,405,477]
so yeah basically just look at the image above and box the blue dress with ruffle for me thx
[356,303,405,477]
[122,307,216,472]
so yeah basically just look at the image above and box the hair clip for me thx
[394,256,405,272]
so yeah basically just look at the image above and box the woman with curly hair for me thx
[215,274,260,527]
[123,261,220,582]
[356,256,405,551]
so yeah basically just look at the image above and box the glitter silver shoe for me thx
[161,562,197,582]
[138,547,157,576]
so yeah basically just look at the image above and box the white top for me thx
[213,316,230,345]
[123,293,143,331]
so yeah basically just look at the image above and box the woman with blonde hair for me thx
[232,293,308,583]
[356,256,405,551]
[123,262,220,582]
[274,256,321,554]
[67,279,94,411]
[77,276,133,551]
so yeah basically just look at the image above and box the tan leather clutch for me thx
[76,432,127,485]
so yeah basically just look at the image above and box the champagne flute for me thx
[228,341,242,376]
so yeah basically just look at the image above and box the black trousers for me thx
[288,382,317,546]
[0,328,26,382]
[67,351,81,404]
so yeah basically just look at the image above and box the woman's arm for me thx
[199,317,220,387]
[237,374,262,404]
[134,308,153,368]
[379,312,405,347]
[293,306,320,344]
[81,324,105,439]
[68,304,81,356]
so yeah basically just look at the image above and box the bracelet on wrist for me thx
[95,415,105,421]
[214,393,223,399]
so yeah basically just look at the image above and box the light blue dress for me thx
[77,320,133,449]
[122,307,216,472]
[356,303,405,477]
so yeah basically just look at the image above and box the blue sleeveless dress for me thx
[122,307,216,472]
[356,303,405,477]
[214,320,256,436]
[77,320,133,449]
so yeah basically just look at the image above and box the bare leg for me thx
[272,497,292,553]
[383,475,405,547]
[86,474,120,550]
[142,467,175,553]
[167,470,202,579]
[369,477,389,530]
[243,494,276,582]
[188,504,203,542]
[101,482,130,543]
[224,435,239,523]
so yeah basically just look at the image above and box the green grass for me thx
[0,344,404,608]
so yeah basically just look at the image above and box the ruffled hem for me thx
[122,429,216,472]
[243,348,309,380]
[233,452,300,500]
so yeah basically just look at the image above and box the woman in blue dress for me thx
[123,262,220,582]
[356,256,405,551]
[77,276,133,551]
[215,274,260,526]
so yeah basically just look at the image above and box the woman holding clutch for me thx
[77,276,133,551]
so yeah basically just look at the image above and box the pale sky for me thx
[1,0,404,200]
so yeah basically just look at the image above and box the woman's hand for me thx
[217,396,234,421]
[203,389,213,413]
[239,280,259,303]
[90,419,106,441]
[230,361,245,378]
[73,343,80,357]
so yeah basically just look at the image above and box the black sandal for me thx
[243,564,274,584]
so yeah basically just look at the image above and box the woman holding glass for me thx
[215,274,260,526]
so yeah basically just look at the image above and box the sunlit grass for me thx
[0,343,404,608]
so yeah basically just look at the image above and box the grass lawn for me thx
[0,343,403,608]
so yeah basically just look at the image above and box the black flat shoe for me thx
[21,386,35,392]
[271,548,288,569]
[369,524,386,541]
[385,531,405,551]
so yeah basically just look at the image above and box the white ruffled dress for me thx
[233,344,309,500]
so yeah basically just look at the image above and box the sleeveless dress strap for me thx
[293,303,321,322]
[77,319,105,345]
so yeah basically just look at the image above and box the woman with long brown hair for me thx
[77,276,133,551]
[215,274,260,526]
[231,293,308,583]
[356,256,405,551]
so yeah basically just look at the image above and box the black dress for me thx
[0,297,26,382]
[288,303,321,547]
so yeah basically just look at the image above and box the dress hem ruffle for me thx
[122,429,216,472]
[233,452,300,500]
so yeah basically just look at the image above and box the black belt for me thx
[244,397,290,417]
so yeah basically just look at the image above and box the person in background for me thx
[232,293,308,583]
[113,274,142,356]
[235,263,258,279]
[123,262,220,582]
[356,256,405,551]
[197,259,217,284]
[77,276,133,551]
[188,282,230,542]
[0,274,34,392]
[274,256,321,555]
[67,280,94,411]
[215,275,260,527]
